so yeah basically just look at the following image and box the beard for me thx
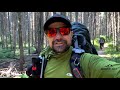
[52,39,70,53]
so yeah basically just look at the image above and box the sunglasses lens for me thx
[60,28,70,35]
[47,28,56,37]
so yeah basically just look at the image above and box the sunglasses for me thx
[45,27,71,37]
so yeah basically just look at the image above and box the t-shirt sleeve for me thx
[80,53,120,78]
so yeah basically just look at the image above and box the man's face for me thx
[45,22,73,53]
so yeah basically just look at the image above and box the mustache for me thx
[52,39,67,44]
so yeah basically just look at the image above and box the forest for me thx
[0,12,120,78]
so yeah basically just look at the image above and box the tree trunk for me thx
[27,13,30,54]
[13,12,17,57]
[18,12,25,71]
[115,12,119,51]
[61,12,66,16]
[75,12,78,22]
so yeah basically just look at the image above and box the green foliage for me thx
[0,41,3,45]
[0,52,6,59]
[100,35,106,40]
[30,47,36,53]
[91,38,100,50]
[109,57,120,63]
[20,73,29,78]
[106,35,113,42]
[104,42,120,63]
[23,47,36,55]
[1,49,11,53]
[93,44,99,50]
[5,52,14,58]
[0,48,14,59]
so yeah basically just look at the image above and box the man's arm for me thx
[80,53,120,78]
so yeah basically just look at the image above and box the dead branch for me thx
[0,62,23,78]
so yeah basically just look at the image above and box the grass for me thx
[104,42,120,63]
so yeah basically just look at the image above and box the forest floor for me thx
[97,43,109,58]
[0,54,39,78]
[0,54,39,70]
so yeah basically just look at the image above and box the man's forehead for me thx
[48,22,67,28]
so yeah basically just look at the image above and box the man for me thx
[38,14,120,78]
[99,37,105,50]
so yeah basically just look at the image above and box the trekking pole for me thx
[40,56,44,78]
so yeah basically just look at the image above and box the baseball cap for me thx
[44,14,71,31]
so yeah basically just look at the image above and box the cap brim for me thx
[44,17,71,31]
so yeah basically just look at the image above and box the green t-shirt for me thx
[81,53,120,78]
[40,46,120,78]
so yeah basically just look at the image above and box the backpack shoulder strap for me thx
[70,34,85,78]
[70,51,84,78]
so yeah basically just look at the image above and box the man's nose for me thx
[55,31,63,40]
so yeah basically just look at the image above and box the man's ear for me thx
[45,33,49,43]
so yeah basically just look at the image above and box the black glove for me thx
[26,57,42,78]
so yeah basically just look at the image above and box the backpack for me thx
[99,37,105,44]
[71,22,98,55]
[26,22,98,78]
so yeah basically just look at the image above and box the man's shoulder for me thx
[81,53,98,60]
[40,46,51,56]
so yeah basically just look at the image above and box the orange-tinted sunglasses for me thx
[45,27,71,37]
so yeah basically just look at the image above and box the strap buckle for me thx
[74,57,80,66]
